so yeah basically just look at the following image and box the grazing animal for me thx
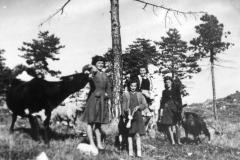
[51,103,80,128]
[181,112,210,144]
[6,65,95,144]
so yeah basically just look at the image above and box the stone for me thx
[77,143,98,156]
[36,152,48,160]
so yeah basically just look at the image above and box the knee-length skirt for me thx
[160,100,180,125]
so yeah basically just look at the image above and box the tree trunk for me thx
[110,0,122,118]
[210,49,218,120]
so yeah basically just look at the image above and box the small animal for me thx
[117,114,129,152]
[51,103,80,128]
[181,112,210,144]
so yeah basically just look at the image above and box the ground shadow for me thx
[13,126,87,142]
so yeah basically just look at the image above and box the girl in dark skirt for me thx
[122,79,147,157]
[158,76,182,146]
[81,55,112,151]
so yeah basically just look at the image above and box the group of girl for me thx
[80,55,183,157]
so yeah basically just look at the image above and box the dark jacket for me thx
[81,71,112,124]
[160,86,182,110]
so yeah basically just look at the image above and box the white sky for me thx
[0,0,240,104]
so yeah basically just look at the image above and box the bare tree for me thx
[110,0,122,117]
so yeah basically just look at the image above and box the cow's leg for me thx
[185,130,189,144]
[43,113,51,145]
[29,115,40,141]
[10,113,17,133]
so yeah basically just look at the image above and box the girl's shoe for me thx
[129,150,134,157]
[137,151,142,157]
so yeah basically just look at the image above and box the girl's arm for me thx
[158,91,165,119]
[177,88,182,106]
[105,75,112,99]
[160,90,165,110]
[138,93,148,111]
[122,93,128,113]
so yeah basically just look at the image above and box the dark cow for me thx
[181,112,210,144]
[6,65,95,144]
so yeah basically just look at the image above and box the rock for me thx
[36,152,48,160]
[77,143,98,156]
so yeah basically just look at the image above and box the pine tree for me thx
[155,28,201,96]
[104,38,159,82]
[18,31,65,77]
[123,38,159,79]
[190,14,233,120]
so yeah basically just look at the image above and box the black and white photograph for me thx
[0,0,240,159]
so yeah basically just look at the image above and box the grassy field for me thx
[1,106,240,160]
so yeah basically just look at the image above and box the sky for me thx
[0,0,240,104]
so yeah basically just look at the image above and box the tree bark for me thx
[210,49,218,120]
[110,0,122,118]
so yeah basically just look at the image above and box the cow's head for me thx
[82,64,98,77]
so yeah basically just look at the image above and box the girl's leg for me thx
[136,133,142,157]
[95,123,104,149]
[176,122,182,145]
[128,136,134,156]
[168,125,175,145]
[87,123,97,149]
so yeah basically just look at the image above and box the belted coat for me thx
[81,71,111,124]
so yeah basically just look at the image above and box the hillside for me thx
[1,91,240,159]
[187,91,240,123]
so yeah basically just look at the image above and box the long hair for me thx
[91,55,105,67]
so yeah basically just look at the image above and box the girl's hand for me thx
[133,106,139,112]
[158,116,162,122]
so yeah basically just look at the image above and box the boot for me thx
[128,137,134,157]
[136,134,142,157]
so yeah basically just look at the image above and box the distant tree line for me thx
[0,13,233,121]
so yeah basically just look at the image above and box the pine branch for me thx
[214,64,236,69]
[39,0,71,27]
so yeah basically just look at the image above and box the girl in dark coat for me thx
[81,55,112,151]
[158,76,182,146]
[122,79,147,157]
